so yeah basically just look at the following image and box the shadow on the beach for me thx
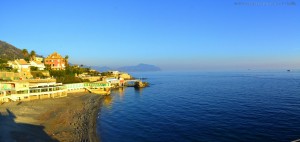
[0,109,58,142]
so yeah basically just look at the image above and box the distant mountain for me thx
[0,40,24,60]
[91,66,112,72]
[92,64,161,72]
[117,64,161,72]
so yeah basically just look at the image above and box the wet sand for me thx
[0,92,102,142]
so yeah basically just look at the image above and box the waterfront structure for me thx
[64,82,111,95]
[105,77,120,84]
[7,59,31,73]
[84,82,111,88]
[0,81,67,102]
[64,83,85,92]
[105,77,123,88]
[44,52,66,70]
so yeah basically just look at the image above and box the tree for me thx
[22,49,28,57]
[45,64,51,70]
[30,50,36,61]
[65,55,69,67]
[30,66,38,71]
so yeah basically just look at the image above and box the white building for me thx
[7,59,31,72]
[8,59,46,72]
[105,77,120,84]
[109,71,120,75]
[29,61,45,70]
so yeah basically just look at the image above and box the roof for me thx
[16,59,30,65]
[30,61,43,65]
[46,52,64,59]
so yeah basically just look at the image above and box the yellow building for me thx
[34,57,44,62]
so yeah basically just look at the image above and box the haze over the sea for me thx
[0,0,299,71]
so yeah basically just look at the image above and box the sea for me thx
[96,71,300,142]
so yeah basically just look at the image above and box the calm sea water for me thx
[97,71,300,142]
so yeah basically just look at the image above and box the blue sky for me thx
[0,0,299,70]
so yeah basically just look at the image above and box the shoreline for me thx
[0,92,102,141]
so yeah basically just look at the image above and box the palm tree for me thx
[65,55,69,67]
[30,50,36,61]
[22,49,28,57]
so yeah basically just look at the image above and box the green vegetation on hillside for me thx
[31,70,50,78]
[0,40,102,84]
[100,72,114,77]
[49,66,100,84]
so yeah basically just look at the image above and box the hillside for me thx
[0,40,24,60]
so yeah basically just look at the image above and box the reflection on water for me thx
[134,87,144,95]
[117,87,125,97]
[102,87,144,109]
[102,95,113,108]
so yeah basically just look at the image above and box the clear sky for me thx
[0,0,299,71]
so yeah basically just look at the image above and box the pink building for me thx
[44,52,66,70]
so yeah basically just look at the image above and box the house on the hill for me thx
[8,59,46,72]
[7,59,31,73]
[34,57,44,62]
[29,61,45,70]
[44,52,66,70]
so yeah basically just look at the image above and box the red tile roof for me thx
[46,52,64,59]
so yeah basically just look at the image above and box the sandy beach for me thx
[0,92,103,142]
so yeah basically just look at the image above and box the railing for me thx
[0,89,67,102]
